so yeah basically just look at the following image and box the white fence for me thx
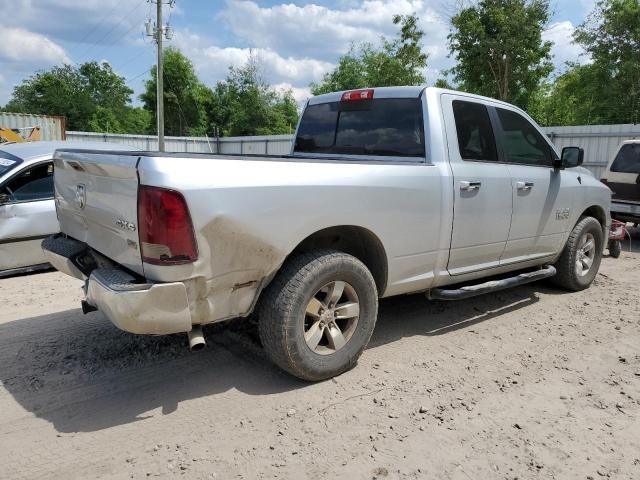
[67,124,640,179]
[66,131,293,156]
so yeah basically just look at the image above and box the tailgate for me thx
[54,150,143,275]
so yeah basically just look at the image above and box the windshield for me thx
[611,144,640,174]
[294,98,425,159]
[0,150,23,176]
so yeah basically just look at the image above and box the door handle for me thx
[516,181,535,191]
[460,181,482,191]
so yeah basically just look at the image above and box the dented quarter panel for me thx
[137,152,450,324]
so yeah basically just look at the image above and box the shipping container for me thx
[0,112,66,142]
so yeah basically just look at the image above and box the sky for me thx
[0,0,596,106]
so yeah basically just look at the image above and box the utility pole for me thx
[156,0,164,151]
[146,1,174,152]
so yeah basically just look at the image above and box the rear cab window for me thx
[294,96,425,160]
[611,144,640,173]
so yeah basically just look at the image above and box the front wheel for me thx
[258,250,378,381]
[551,216,604,291]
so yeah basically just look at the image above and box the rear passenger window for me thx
[496,108,551,166]
[452,101,497,161]
[611,144,640,173]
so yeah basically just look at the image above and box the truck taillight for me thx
[341,89,374,101]
[138,185,198,265]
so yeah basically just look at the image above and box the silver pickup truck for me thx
[43,87,611,381]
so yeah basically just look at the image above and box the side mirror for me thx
[556,146,584,169]
[0,193,11,206]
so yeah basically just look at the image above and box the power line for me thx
[121,45,156,82]
[68,0,128,57]
[126,67,153,83]
[74,0,147,61]
[113,42,154,72]
[105,15,146,49]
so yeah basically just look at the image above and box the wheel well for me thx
[290,226,388,295]
[581,205,606,227]
[580,205,608,238]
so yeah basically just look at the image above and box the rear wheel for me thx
[609,240,622,259]
[552,216,604,291]
[258,250,378,381]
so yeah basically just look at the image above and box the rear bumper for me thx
[41,234,88,281]
[42,235,192,335]
[611,201,640,215]
[611,201,640,223]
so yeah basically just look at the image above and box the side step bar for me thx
[427,266,556,301]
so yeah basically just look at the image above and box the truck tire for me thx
[551,216,604,291]
[608,240,622,259]
[258,250,378,381]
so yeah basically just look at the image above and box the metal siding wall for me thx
[1,112,65,141]
[219,140,242,154]
[66,124,640,179]
[541,124,640,178]
[65,132,294,154]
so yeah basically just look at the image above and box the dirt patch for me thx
[1,243,639,479]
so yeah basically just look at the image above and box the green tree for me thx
[87,106,123,133]
[574,0,640,124]
[121,107,152,134]
[141,47,211,136]
[310,46,368,94]
[208,53,299,136]
[434,78,454,89]
[448,0,553,109]
[271,90,299,134]
[88,106,152,134]
[311,14,429,94]
[4,61,142,132]
[79,62,133,112]
[5,65,94,130]
[527,64,607,126]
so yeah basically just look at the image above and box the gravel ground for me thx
[0,229,639,480]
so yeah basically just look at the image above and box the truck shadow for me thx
[370,284,541,347]
[0,283,545,434]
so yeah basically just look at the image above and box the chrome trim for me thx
[86,270,192,335]
[460,180,481,191]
